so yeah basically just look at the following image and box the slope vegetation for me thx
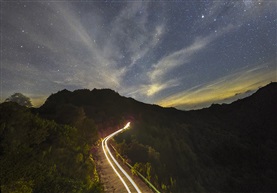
[38,82,277,192]
[2,83,276,192]
[0,102,102,192]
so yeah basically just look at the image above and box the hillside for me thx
[1,83,276,192]
[0,102,103,192]
[36,82,277,192]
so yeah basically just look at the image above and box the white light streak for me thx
[102,122,141,193]
[102,133,131,193]
[123,122,131,130]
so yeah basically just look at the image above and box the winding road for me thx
[98,122,153,193]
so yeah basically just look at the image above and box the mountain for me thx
[38,88,183,133]
[36,82,277,192]
[1,83,276,192]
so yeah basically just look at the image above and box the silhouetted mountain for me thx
[34,82,277,192]
[38,88,182,132]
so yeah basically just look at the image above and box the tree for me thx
[5,93,32,107]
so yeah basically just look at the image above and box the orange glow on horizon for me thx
[157,64,276,109]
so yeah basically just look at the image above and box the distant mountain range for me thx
[36,82,277,192]
[39,82,277,133]
[1,82,276,192]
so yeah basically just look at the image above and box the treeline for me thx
[114,83,277,192]
[6,83,275,193]
[114,116,276,192]
[0,102,103,192]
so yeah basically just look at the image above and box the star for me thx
[1,1,276,110]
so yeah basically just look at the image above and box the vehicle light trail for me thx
[102,136,131,193]
[102,122,141,193]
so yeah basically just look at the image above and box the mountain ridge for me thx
[1,82,276,192]
[41,82,277,112]
[35,82,276,192]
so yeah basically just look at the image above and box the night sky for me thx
[1,1,276,110]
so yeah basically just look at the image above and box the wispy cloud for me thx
[142,79,179,97]
[2,1,168,104]
[107,2,166,68]
[3,2,166,92]
[141,24,236,96]
[148,36,211,82]
[2,1,275,108]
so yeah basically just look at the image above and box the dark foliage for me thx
[5,83,276,193]
[0,102,103,192]
[5,93,32,107]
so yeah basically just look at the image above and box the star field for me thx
[1,0,276,109]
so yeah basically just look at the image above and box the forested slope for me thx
[1,83,276,193]
[115,83,277,192]
[0,102,103,192]
[37,82,277,192]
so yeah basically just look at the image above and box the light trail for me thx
[123,122,130,129]
[102,122,141,193]
[102,136,131,193]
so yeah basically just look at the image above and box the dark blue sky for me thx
[1,0,276,109]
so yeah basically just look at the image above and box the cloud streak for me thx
[2,1,275,109]
[3,2,166,93]
[142,23,236,96]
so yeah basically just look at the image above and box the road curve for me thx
[102,122,141,193]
